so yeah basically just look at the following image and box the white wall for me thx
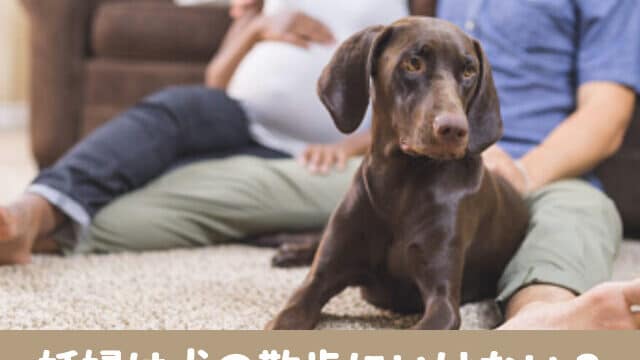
[0,0,30,128]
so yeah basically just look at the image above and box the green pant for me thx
[82,156,622,302]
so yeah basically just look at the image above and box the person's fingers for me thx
[631,307,640,329]
[298,148,313,166]
[622,279,640,306]
[319,150,337,174]
[308,148,325,173]
[305,20,335,43]
[487,163,514,186]
[336,150,348,171]
[314,21,336,43]
[483,157,498,172]
[308,25,335,44]
[294,14,335,44]
[281,33,309,48]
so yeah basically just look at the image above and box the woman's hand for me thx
[230,0,263,19]
[483,145,530,195]
[299,139,364,175]
[254,11,335,48]
[299,133,371,175]
[299,143,353,174]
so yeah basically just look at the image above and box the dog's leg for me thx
[266,186,377,330]
[271,233,321,267]
[407,238,465,330]
[265,223,370,329]
[246,231,322,249]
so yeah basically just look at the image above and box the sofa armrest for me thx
[20,0,175,167]
[21,0,96,167]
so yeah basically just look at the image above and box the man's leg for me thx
[497,179,640,329]
[81,156,359,253]
[0,86,255,264]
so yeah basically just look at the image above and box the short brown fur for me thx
[267,17,529,330]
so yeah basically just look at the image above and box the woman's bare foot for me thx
[499,280,640,330]
[0,194,64,265]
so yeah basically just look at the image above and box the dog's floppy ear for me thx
[467,39,503,153]
[318,26,390,134]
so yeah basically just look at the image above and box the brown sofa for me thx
[20,0,232,167]
[21,0,639,236]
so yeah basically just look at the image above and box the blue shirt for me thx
[437,0,640,187]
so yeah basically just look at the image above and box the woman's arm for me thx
[205,7,334,89]
[205,12,263,89]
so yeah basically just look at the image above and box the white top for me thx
[227,0,409,155]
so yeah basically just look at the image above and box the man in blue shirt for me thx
[1,0,638,329]
[435,0,640,329]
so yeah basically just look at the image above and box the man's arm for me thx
[520,82,635,191]
[484,82,635,193]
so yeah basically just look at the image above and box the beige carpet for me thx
[1,128,639,329]
[0,242,638,330]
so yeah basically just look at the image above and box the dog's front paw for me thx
[265,307,320,330]
[412,304,461,330]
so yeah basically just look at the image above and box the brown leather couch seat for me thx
[92,2,227,62]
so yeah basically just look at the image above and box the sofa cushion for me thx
[82,58,207,134]
[92,2,231,62]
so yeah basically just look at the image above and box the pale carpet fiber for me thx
[1,128,638,329]
[0,242,638,330]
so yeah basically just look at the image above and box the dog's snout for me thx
[433,114,468,143]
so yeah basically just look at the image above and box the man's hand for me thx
[483,145,529,195]
[230,0,263,19]
[255,11,335,48]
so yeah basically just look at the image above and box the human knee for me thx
[85,200,177,252]
[529,180,621,232]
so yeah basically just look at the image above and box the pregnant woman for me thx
[0,0,408,260]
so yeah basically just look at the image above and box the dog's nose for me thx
[433,114,468,143]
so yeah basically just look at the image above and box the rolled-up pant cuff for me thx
[495,265,591,310]
[27,184,91,254]
[493,179,622,316]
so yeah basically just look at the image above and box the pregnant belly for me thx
[227,42,344,144]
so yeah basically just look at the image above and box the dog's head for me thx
[318,17,502,159]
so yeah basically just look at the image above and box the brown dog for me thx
[266,17,529,330]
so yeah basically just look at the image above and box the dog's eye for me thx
[402,56,425,73]
[462,64,477,79]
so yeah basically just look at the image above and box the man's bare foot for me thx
[499,280,640,330]
[0,194,63,265]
